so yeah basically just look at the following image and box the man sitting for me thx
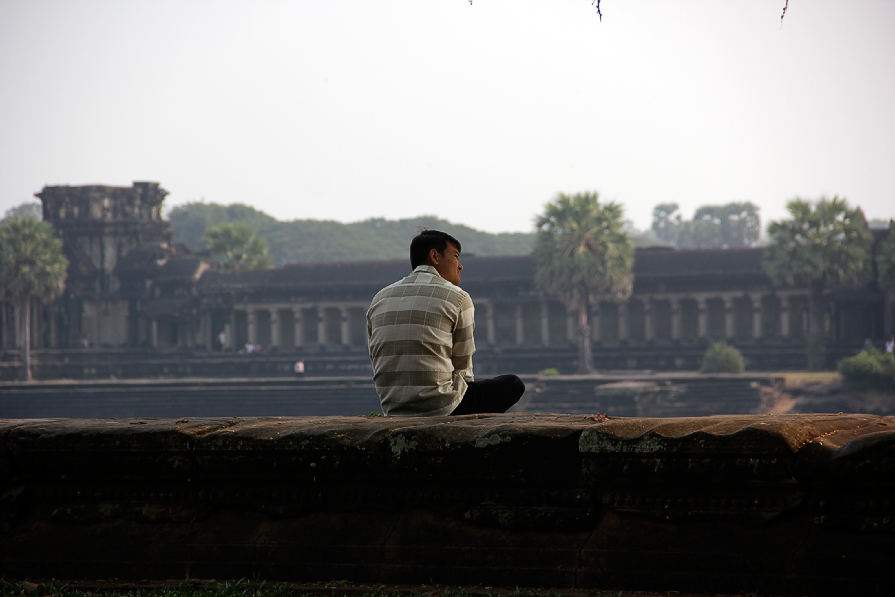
[366,229,525,416]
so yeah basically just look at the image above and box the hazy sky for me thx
[2,0,894,235]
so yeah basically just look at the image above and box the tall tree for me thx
[0,217,69,380]
[676,202,761,249]
[763,197,873,370]
[722,201,761,248]
[651,203,681,245]
[3,202,42,221]
[533,192,634,374]
[201,222,273,270]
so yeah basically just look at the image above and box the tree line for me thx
[168,200,774,270]
[167,202,536,268]
[651,201,761,249]
[2,196,894,379]
[535,193,895,373]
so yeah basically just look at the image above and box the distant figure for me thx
[886,337,894,354]
[366,229,525,417]
[217,330,227,352]
[294,359,306,377]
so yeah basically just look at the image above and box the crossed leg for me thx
[449,374,525,416]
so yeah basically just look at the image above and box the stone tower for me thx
[35,182,173,347]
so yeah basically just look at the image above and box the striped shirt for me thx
[366,265,475,416]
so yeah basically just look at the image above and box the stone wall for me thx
[0,341,872,382]
[0,375,774,419]
[2,413,894,596]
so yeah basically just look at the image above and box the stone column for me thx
[341,306,351,347]
[780,296,790,340]
[724,296,734,340]
[671,298,681,341]
[591,303,601,343]
[515,304,524,345]
[151,320,159,349]
[317,306,327,346]
[184,317,194,349]
[293,308,304,348]
[486,302,496,346]
[47,306,58,349]
[697,297,707,340]
[247,308,258,346]
[270,307,280,348]
[204,312,213,351]
[750,293,763,341]
[618,301,629,343]
[540,302,550,347]
[644,298,654,343]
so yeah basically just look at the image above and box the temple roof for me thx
[195,249,768,291]
[632,247,766,278]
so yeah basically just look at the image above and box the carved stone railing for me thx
[2,413,893,596]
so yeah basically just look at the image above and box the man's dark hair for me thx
[410,229,461,269]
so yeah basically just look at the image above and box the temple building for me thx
[0,182,890,378]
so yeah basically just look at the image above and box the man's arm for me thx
[451,295,475,382]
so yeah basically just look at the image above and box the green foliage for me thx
[169,202,669,267]
[650,201,760,249]
[534,192,634,307]
[763,197,873,290]
[202,222,273,270]
[0,217,68,301]
[837,349,895,390]
[168,202,277,251]
[0,217,69,380]
[538,367,561,376]
[168,203,536,266]
[876,220,895,297]
[534,192,634,373]
[699,342,745,373]
[651,202,681,244]
[763,197,873,371]
[2,201,42,221]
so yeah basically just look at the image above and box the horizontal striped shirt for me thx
[367,265,475,416]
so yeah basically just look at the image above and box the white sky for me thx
[2,0,894,235]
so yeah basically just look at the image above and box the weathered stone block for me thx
[2,413,895,595]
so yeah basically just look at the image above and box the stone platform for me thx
[2,413,894,596]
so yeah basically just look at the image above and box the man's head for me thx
[410,229,463,285]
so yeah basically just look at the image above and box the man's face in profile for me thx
[429,241,463,286]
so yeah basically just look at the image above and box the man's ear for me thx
[428,248,440,265]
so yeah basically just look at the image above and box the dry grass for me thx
[774,371,841,387]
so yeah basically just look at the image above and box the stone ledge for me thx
[2,413,894,596]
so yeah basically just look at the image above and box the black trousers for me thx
[449,374,525,416]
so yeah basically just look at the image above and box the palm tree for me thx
[763,197,873,370]
[201,222,273,270]
[0,217,69,381]
[533,192,634,374]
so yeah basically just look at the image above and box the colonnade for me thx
[218,303,368,351]
[208,290,815,353]
[0,287,875,353]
